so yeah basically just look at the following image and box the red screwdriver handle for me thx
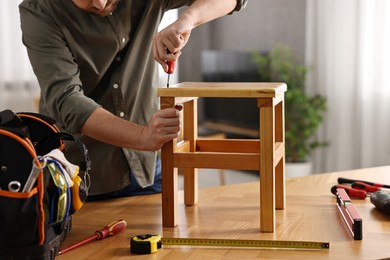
[96,219,127,240]
[167,60,175,74]
[166,47,176,74]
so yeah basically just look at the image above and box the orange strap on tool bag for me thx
[0,109,90,259]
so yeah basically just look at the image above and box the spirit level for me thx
[130,234,330,254]
[336,188,363,240]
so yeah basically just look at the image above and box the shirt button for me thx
[119,112,125,117]
[113,83,119,89]
[116,56,121,62]
[121,37,126,44]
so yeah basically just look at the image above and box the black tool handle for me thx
[370,191,390,216]
[338,177,390,189]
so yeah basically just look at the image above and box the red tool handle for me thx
[331,185,367,199]
[167,60,175,74]
[352,182,382,192]
[58,219,127,255]
[166,48,175,74]
[96,219,127,240]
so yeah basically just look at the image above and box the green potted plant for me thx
[251,45,327,176]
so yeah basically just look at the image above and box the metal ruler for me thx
[130,234,330,254]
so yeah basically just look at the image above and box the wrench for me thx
[22,156,47,192]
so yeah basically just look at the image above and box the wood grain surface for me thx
[58,166,390,259]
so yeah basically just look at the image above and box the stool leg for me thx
[275,99,285,209]
[160,97,178,227]
[259,98,275,232]
[184,168,198,205]
[183,100,198,206]
[161,138,178,227]
[218,169,226,185]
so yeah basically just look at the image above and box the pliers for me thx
[331,178,383,199]
[333,177,390,216]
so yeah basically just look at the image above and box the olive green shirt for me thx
[19,0,247,195]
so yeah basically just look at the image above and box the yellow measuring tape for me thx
[130,234,330,254]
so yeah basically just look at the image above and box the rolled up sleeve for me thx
[19,2,99,133]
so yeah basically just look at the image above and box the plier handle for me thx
[338,177,390,189]
[351,181,382,192]
[331,184,367,199]
[332,180,384,199]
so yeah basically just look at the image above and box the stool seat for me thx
[157,82,285,97]
[157,82,287,232]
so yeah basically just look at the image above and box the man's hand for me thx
[152,0,238,72]
[140,106,183,150]
[152,13,193,73]
[81,106,182,151]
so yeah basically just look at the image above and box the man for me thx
[19,0,247,199]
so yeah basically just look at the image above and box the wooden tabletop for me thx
[58,166,390,259]
[157,82,287,98]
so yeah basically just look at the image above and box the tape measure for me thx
[130,234,330,254]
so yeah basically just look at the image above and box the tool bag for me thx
[0,109,90,259]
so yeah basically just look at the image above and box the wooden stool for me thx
[157,82,287,232]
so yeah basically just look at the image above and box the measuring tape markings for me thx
[130,235,330,254]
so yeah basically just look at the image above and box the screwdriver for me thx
[166,49,175,88]
[58,219,127,255]
[167,60,175,88]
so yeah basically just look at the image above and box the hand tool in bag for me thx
[166,48,176,88]
[335,188,362,240]
[57,219,127,255]
[130,234,330,254]
[22,156,47,192]
[370,190,390,216]
[338,177,390,189]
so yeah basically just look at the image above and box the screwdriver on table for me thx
[57,219,127,255]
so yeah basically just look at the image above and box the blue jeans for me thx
[87,158,162,201]
[119,157,162,196]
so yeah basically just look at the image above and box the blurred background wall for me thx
[179,0,306,82]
